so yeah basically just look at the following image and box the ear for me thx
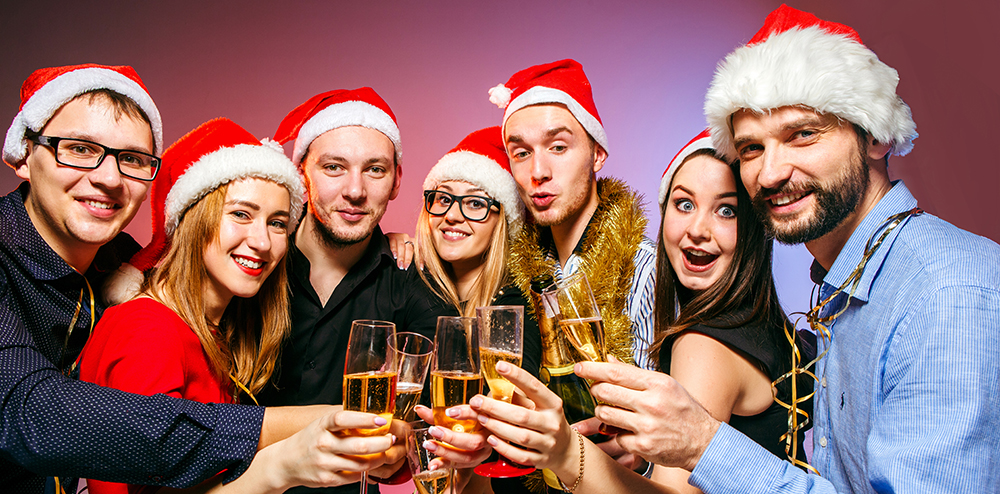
[389,163,402,200]
[14,145,32,181]
[592,144,608,174]
[866,135,892,162]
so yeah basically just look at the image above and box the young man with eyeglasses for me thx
[0,64,311,494]
[263,88,454,493]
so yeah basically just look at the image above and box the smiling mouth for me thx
[770,190,809,207]
[234,256,263,270]
[684,249,718,266]
[81,199,118,210]
[442,230,470,240]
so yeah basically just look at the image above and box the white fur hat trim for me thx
[3,67,163,166]
[165,143,306,234]
[291,100,402,165]
[705,26,917,161]
[422,150,524,233]
[502,86,609,154]
[658,134,715,206]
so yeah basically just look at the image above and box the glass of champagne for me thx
[474,305,534,477]
[406,421,450,494]
[390,332,434,422]
[431,316,482,491]
[343,319,398,494]
[544,272,623,435]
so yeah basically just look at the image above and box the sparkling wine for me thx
[430,370,482,432]
[413,469,449,494]
[394,381,423,422]
[342,371,397,436]
[480,347,521,402]
[559,317,606,362]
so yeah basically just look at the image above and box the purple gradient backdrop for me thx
[2,0,997,432]
[2,0,997,487]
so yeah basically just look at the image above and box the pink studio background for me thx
[1,2,997,485]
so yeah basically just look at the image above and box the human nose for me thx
[444,200,466,224]
[756,145,793,191]
[88,153,125,189]
[343,169,366,201]
[246,219,272,253]
[529,153,551,186]
[687,210,712,242]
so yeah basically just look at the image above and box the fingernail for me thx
[445,407,459,417]
[469,396,483,408]
[423,440,437,452]
[374,417,388,426]
[478,414,489,424]
[428,462,439,471]
[497,361,509,372]
[574,363,582,374]
[428,426,443,438]
[486,436,498,446]
[390,434,397,444]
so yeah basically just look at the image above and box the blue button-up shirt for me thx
[0,183,265,493]
[689,181,1000,493]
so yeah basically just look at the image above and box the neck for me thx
[450,259,485,301]
[806,172,893,271]
[203,289,232,327]
[295,210,371,303]
[549,181,600,268]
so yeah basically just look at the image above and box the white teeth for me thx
[773,191,807,206]
[443,231,470,239]
[84,200,114,209]
[234,257,262,269]
[687,250,711,257]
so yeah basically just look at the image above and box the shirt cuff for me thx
[688,423,792,494]
[212,403,265,483]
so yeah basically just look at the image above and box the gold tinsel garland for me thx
[508,177,648,366]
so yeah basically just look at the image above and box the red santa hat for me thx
[3,64,163,168]
[705,4,917,161]
[422,126,524,231]
[658,130,715,206]
[273,87,401,166]
[130,118,305,272]
[488,59,609,154]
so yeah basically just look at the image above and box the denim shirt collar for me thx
[816,180,919,302]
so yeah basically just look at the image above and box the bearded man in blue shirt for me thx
[571,5,1000,493]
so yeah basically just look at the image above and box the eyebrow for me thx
[439,183,486,194]
[672,185,738,201]
[733,116,829,149]
[61,131,154,154]
[506,126,574,145]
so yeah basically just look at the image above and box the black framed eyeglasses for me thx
[423,190,500,222]
[28,135,161,182]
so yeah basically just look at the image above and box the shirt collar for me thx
[817,180,919,302]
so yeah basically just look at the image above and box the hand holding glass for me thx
[406,421,451,494]
[431,316,483,433]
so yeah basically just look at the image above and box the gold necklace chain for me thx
[772,207,922,474]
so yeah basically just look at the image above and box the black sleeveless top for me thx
[658,310,808,462]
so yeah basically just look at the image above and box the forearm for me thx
[549,438,679,494]
[258,404,337,450]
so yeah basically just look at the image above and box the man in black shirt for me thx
[266,89,451,467]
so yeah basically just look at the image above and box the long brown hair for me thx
[143,182,291,398]
[648,150,788,367]
[416,202,510,317]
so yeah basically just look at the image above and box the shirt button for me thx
[821,377,827,387]
[819,436,828,448]
[306,361,316,370]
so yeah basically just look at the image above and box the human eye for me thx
[464,197,489,211]
[229,209,251,221]
[674,199,695,213]
[269,218,288,231]
[717,204,737,218]
[367,165,388,177]
[322,162,344,174]
[509,147,530,161]
[551,144,567,153]
[62,140,101,157]
[117,152,146,166]
[436,193,453,207]
[737,143,763,161]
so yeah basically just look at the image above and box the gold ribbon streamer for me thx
[771,207,922,474]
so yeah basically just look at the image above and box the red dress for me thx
[79,297,233,494]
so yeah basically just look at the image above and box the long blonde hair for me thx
[416,204,509,317]
[143,182,291,399]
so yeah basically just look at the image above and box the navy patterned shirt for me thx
[0,182,264,493]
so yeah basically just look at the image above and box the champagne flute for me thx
[389,332,434,422]
[431,316,482,491]
[544,272,623,435]
[343,319,397,494]
[474,305,534,477]
[406,421,451,494]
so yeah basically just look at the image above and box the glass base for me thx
[474,459,535,478]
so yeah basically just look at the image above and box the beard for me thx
[532,171,595,228]
[752,149,870,245]
[309,206,375,248]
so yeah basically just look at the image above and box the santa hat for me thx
[488,59,609,154]
[273,87,401,166]
[130,118,305,272]
[658,130,715,206]
[422,126,524,231]
[3,64,163,168]
[705,4,917,161]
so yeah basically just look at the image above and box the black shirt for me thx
[0,182,264,493]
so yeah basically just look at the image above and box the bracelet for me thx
[559,428,586,493]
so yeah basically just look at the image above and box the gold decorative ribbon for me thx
[772,207,922,474]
